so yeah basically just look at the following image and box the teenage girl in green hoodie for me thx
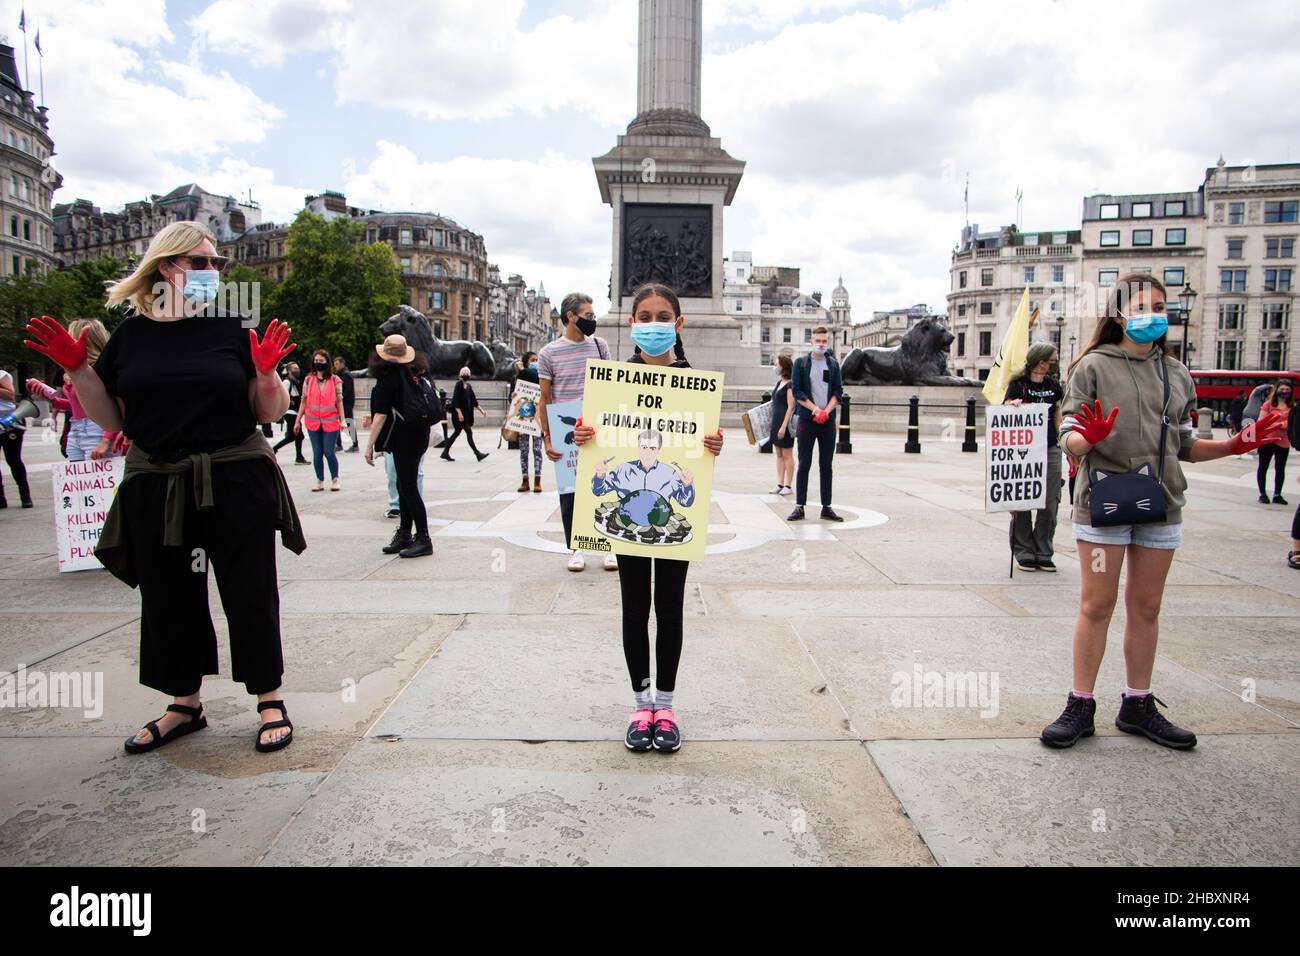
[1040,273,1288,751]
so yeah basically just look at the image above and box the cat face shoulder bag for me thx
[1087,355,1169,527]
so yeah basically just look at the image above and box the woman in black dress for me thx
[442,365,488,462]
[24,220,304,754]
[365,334,434,558]
[768,352,795,495]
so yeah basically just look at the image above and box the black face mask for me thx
[313,362,327,371]
[572,315,598,336]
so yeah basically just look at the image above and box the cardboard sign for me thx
[742,400,773,447]
[504,379,543,437]
[545,399,582,494]
[986,403,1048,513]
[51,457,124,572]
[572,359,724,561]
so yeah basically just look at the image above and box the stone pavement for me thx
[1,424,1296,866]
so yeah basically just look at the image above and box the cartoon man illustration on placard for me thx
[591,429,695,545]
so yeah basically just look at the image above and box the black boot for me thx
[399,532,433,558]
[1040,693,1096,748]
[382,529,413,554]
[1115,693,1197,749]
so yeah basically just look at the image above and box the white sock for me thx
[634,689,653,711]
[654,689,674,713]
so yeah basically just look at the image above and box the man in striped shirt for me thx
[538,292,617,572]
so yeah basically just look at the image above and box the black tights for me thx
[390,425,430,536]
[0,429,30,503]
[616,554,690,693]
[1257,444,1289,496]
[444,422,482,455]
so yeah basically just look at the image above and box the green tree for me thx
[266,211,402,367]
[0,256,126,375]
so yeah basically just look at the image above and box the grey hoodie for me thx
[1061,343,1198,525]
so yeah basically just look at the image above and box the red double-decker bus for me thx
[1190,369,1300,426]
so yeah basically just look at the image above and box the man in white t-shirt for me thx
[536,292,617,573]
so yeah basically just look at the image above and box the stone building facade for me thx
[0,44,60,278]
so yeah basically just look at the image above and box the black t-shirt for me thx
[338,369,355,414]
[629,353,691,368]
[1004,376,1063,446]
[93,311,257,456]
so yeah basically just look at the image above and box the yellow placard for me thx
[572,359,724,562]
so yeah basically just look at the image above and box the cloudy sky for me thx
[7,0,1300,317]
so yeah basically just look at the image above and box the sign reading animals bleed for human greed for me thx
[572,359,724,561]
[504,379,543,437]
[51,457,124,572]
[986,403,1048,513]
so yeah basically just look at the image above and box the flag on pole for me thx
[18,7,25,31]
[35,29,42,55]
[982,287,1032,405]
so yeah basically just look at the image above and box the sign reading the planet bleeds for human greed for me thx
[51,457,124,572]
[572,359,724,561]
[986,403,1048,513]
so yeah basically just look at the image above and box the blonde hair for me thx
[67,319,110,365]
[105,221,218,316]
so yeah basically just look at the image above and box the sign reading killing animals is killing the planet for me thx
[985,403,1048,513]
[572,359,724,561]
[51,457,124,572]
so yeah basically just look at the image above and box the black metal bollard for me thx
[759,390,773,454]
[961,396,978,452]
[905,394,921,453]
[836,392,852,454]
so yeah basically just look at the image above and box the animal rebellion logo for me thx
[591,429,695,546]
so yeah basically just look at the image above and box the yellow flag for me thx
[982,287,1031,405]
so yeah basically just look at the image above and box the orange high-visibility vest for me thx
[301,373,342,432]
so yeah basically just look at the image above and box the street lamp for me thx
[1178,283,1197,367]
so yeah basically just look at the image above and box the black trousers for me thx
[1257,444,1289,496]
[795,415,836,507]
[272,412,304,460]
[444,420,482,455]
[390,423,430,536]
[616,554,690,693]
[559,492,575,549]
[1,428,31,502]
[121,458,283,697]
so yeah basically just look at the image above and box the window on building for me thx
[979,301,992,316]
[1264,268,1292,292]
[957,332,966,356]
[434,229,443,247]
[1098,269,1118,286]
[1265,237,1294,258]
[761,327,770,343]
[1165,228,1186,245]
[1261,340,1289,370]
[1133,229,1152,246]
[735,300,742,312]
[22,219,29,241]
[1216,340,1242,369]
[460,262,469,278]
[1219,269,1247,292]
[1264,200,1299,223]
[1023,266,1035,283]
[433,291,444,310]
[981,268,993,286]
[1164,200,1186,216]
[957,304,967,316]
[20,136,27,151]
[1100,231,1120,247]
[399,228,412,245]
[1262,303,1291,329]
[460,293,469,312]
[1163,267,1185,286]
[1100,203,1119,219]
[433,262,443,278]
[10,255,17,275]
[1132,202,1152,218]
[400,257,411,274]
[8,215,15,237]
[1227,238,1244,259]
[1052,265,1065,283]
[804,328,812,343]
[1218,303,1244,329]
[959,270,967,288]
[782,328,792,343]
[8,174,15,197]
[1228,202,1244,225]
[5,131,12,146]
[979,331,992,356]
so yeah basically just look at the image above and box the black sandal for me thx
[255,699,294,753]
[123,703,207,754]
[1288,551,1300,570]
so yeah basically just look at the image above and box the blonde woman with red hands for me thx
[1040,274,1288,750]
[24,220,307,755]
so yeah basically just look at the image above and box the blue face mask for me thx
[1122,311,1168,344]
[630,321,677,357]
[528,362,538,371]
[812,343,828,356]
[183,269,220,306]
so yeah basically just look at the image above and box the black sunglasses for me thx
[174,254,230,273]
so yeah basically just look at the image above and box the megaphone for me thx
[0,398,39,435]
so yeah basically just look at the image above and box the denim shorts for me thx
[1072,521,1183,550]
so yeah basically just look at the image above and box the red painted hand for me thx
[1231,406,1288,454]
[1073,400,1119,446]
[249,319,295,375]
[24,315,88,372]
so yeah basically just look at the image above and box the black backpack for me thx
[397,369,444,427]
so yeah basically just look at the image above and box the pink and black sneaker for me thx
[652,709,681,753]
[625,709,654,752]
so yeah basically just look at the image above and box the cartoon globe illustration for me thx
[517,398,536,420]
[617,489,672,527]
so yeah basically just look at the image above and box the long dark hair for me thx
[630,282,687,362]
[1069,273,1169,375]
